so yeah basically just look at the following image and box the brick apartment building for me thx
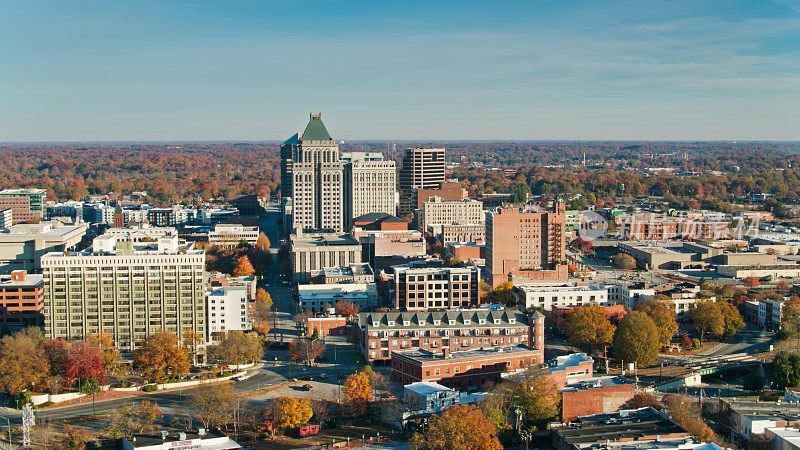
[485,203,567,287]
[391,345,543,389]
[0,270,44,328]
[392,265,480,310]
[357,308,544,364]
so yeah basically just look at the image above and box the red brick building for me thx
[307,316,348,337]
[416,181,467,210]
[560,376,635,422]
[548,353,594,387]
[391,345,543,389]
[0,270,45,327]
[358,309,544,364]
[447,242,485,261]
[551,304,627,329]
[485,203,567,287]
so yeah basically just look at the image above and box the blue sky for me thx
[1,0,800,141]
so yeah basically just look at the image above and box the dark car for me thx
[380,393,395,399]
[302,384,313,391]
[320,373,328,379]
[338,374,347,380]
[300,375,314,381]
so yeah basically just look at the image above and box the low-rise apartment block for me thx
[358,308,543,363]
[392,265,480,311]
[514,283,610,310]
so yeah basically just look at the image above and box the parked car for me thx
[380,393,395,399]
[338,373,347,380]
[320,373,328,379]
[300,375,314,381]
[302,384,313,391]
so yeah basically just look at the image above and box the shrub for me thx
[691,338,701,349]
[743,374,765,393]
[141,384,158,392]
[38,401,55,408]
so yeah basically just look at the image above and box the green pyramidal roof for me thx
[301,113,333,141]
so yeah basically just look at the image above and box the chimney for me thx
[10,270,26,282]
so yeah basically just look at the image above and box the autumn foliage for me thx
[410,404,502,450]
[134,331,190,383]
[232,255,256,277]
[343,371,372,415]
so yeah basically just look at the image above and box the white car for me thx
[233,374,252,381]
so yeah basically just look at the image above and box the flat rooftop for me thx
[0,273,43,288]
[555,408,689,447]
[395,345,538,363]
[0,188,46,195]
[291,233,359,247]
[0,222,87,239]
[724,399,800,421]
[562,376,632,392]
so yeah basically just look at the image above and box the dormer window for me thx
[464,320,471,325]
[433,320,440,326]
[479,319,486,325]
[403,321,410,326]
[509,318,516,324]
[449,320,456,325]
[494,319,501,325]
[388,321,395,326]
[372,322,379,327]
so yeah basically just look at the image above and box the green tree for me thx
[612,311,660,368]
[772,351,800,389]
[564,306,616,353]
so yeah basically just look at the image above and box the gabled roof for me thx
[301,113,333,141]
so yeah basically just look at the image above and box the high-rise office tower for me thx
[281,114,345,233]
[281,114,397,233]
[398,148,446,217]
[485,202,567,287]
[342,152,397,229]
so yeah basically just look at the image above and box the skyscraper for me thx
[398,148,446,217]
[281,114,345,233]
[281,114,397,233]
